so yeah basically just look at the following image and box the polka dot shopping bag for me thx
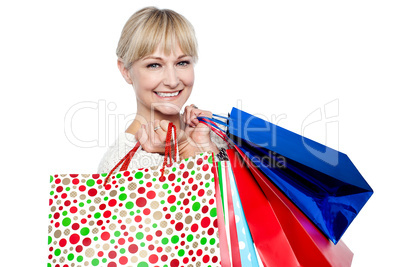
[48,123,231,267]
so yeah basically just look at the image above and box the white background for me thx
[0,0,401,266]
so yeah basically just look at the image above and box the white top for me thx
[97,130,228,174]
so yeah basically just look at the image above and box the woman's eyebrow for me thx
[142,54,190,61]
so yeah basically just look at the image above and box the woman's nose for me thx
[163,66,180,88]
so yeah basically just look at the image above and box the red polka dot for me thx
[82,238,91,246]
[146,182,152,187]
[108,251,117,259]
[107,262,117,267]
[143,208,151,215]
[123,171,130,177]
[128,244,138,254]
[72,223,80,230]
[188,178,193,184]
[197,158,203,165]
[72,179,79,185]
[167,195,176,204]
[175,222,184,231]
[168,173,176,181]
[202,206,209,213]
[136,197,147,207]
[56,186,63,193]
[70,174,79,178]
[53,212,60,219]
[208,227,215,235]
[170,259,180,267]
[69,234,80,244]
[78,185,86,192]
[192,184,198,191]
[202,164,209,171]
[99,204,106,210]
[212,256,218,263]
[97,220,103,226]
[191,224,199,232]
[201,217,211,228]
[174,186,181,193]
[119,256,128,265]
[88,188,97,197]
[135,215,142,222]
[161,255,168,262]
[196,249,203,256]
[159,176,166,182]
[103,210,112,218]
[98,251,104,257]
[108,199,117,207]
[76,245,83,253]
[149,254,158,264]
[104,184,111,190]
[146,235,153,241]
[138,187,146,194]
[101,232,110,241]
[92,174,100,179]
[203,255,210,263]
[209,199,215,205]
[213,219,218,228]
[198,189,205,197]
[118,238,125,245]
[59,238,67,247]
[61,193,67,199]
[155,230,162,237]
[146,191,156,199]
[55,178,61,184]
[183,257,189,264]
[183,171,189,178]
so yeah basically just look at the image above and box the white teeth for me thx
[156,91,180,97]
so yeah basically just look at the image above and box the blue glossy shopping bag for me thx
[225,107,373,244]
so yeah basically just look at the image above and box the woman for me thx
[98,7,227,174]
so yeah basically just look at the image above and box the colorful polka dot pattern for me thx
[48,153,220,267]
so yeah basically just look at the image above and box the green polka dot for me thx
[210,208,217,217]
[140,242,145,247]
[80,227,90,236]
[172,167,177,172]
[191,196,196,201]
[211,177,214,182]
[200,237,207,245]
[161,237,169,244]
[191,170,195,175]
[62,211,68,216]
[94,236,98,241]
[50,176,53,183]
[178,249,185,257]
[101,173,107,177]
[205,182,210,188]
[136,232,144,240]
[209,238,216,245]
[94,212,101,219]
[162,183,169,190]
[110,239,115,244]
[54,249,61,256]
[192,202,200,212]
[114,231,121,237]
[50,191,54,196]
[152,178,156,182]
[116,173,121,178]
[136,209,141,213]
[77,255,83,262]
[119,193,127,201]
[208,155,214,163]
[112,215,117,220]
[79,202,84,207]
[167,190,172,194]
[48,263,51,267]
[62,217,71,227]
[160,200,165,204]
[130,211,135,216]
[125,201,134,209]
[186,234,193,242]
[65,187,70,191]
[104,196,108,201]
[91,259,99,266]
[120,248,126,254]
[177,178,181,182]
[67,253,74,261]
[171,235,179,244]
[170,206,176,212]
[102,258,107,263]
[48,236,52,245]
[86,179,95,187]
[119,186,125,192]
[139,180,144,184]
[152,223,157,228]
[177,201,182,205]
[86,199,91,204]
[135,172,143,179]
[137,262,149,267]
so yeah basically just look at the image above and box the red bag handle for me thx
[103,123,177,186]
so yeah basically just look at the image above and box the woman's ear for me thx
[117,59,133,84]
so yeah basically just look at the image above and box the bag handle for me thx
[103,122,178,186]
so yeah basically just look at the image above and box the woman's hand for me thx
[179,105,219,159]
[135,120,170,154]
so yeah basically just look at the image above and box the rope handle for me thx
[103,122,178,186]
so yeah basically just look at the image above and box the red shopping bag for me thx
[227,148,354,267]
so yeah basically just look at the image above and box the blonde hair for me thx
[116,7,198,69]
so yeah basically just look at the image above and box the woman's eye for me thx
[177,61,190,67]
[147,63,160,69]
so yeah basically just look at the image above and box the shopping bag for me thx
[229,148,354,267]
[206,108,373,244]
[221,161,261,267]
[48,123,229,267]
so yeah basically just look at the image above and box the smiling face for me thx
[119,44,194,119]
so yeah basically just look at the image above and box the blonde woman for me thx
[98,7,227,174]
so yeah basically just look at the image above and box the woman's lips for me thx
[154,90,183,99]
